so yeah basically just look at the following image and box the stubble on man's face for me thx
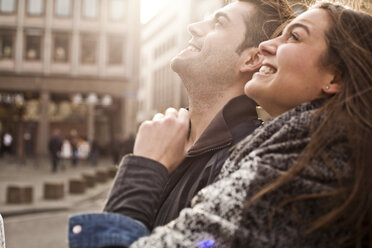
[170,2,251,90]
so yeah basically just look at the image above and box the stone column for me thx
[87,103,95,143]
[37,91,50,155]
[71,0,80,75]
[44,0,53,74]
[16,107,25,161]
[121,96,137,138]
[15,0,25,72]
[43,31,51,74]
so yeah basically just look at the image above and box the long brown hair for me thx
[242,2,372,247]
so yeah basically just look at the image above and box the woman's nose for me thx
[259,38,278,56]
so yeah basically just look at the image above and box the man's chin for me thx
[170,55,199,78]
[170,57,183,73]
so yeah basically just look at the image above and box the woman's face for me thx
[245,9,337,117]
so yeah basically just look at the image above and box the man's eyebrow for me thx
[284,22,310,35]
[213,11,231,22]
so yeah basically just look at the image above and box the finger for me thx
[152,113,164,121]
[178,108,190,124]
[165,108,178,118]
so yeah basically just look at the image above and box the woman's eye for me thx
[289,32,299,41]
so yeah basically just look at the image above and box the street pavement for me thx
[4,189,108,248]
[0,156,116,218]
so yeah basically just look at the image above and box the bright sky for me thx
[140,0,168,23]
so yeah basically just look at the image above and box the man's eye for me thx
[215,17,224,26]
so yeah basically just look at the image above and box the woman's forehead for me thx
[290,8,331,34]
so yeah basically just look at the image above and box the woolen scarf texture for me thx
[130,99,351,248]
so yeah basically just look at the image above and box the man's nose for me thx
[187,21,206,37]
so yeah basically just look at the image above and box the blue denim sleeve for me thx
[69,213,150,248]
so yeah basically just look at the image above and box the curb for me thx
[2,207,69,218]
[1,181,111,218]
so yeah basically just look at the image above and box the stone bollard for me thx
[6,185,33,204]
[44,182,64,200]
[107,167,118,178]
[95,170,108,183]
[82,174,96,188]
[69,179,86,194]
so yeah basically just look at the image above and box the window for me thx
[82,0,98,19]
[153,35,177,59]
[0,0,16,13]
[108,36,123,64]
[80,34,97,64]
[53,33,70,63]
[108,0,125,21]
[27,0,43,16]
[25,30,42,61]
[55,0,71,17]
[0,30,14,59]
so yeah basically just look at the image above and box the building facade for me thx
[0,0,140,156]
[137,0,225,123]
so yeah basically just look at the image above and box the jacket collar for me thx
[187,95,258,157]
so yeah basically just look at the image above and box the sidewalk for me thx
[0,157,116,217]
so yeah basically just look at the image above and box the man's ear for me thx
[238,47,262,73]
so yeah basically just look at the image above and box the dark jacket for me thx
[104,95,262,229]
[48,135,62,155]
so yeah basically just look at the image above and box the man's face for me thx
[171,2,254,86]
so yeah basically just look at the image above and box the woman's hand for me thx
[133,108,190,173]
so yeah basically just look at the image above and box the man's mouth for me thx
[187,43,201,52]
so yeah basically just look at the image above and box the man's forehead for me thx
[207,1,252,21]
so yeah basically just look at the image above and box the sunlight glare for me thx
[141,0,168,23]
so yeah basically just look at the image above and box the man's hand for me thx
[134,108,190,173]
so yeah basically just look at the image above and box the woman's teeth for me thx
[259,65,276,74]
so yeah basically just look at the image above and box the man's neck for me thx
[186,88,243,149]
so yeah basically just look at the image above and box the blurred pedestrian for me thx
[48,129,62,172]
[90,139,100,166]
[78,137,90,160]
[23,131,33,157]
[2,132,13,157]
[60,137,72,170]
[69,129,79,167]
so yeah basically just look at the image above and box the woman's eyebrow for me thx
[284,22,310,35]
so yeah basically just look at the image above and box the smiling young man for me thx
[69,1,294,247]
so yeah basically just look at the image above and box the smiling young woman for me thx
[235,2,372,247]
[245,8,337,117]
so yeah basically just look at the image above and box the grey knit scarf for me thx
[225,99,352,247]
